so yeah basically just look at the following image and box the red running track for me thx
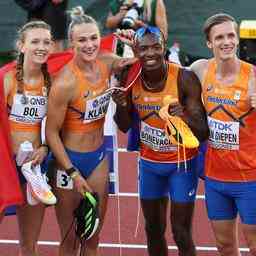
[0,132,250,255]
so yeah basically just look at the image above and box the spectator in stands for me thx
[106,0,168,56]
[15,0,68,52]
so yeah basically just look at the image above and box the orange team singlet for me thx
[6,68,48,132]
[203,59,256,182]
[62,60,112,133]
[132,63,198,163]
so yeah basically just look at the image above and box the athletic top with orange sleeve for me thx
[202,59,256,182]
[6,68,48,132]
[131,63,198,163]
[62,60,112,133]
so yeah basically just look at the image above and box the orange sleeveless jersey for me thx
[7,69,48,132]
[203,59,256,182]
[132,63,198,163]
[62,60,111,133]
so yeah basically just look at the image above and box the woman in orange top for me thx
[46,6,135,256]
[3,21,52,256]
[191,13,256,256]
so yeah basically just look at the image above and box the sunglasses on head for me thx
[134,26,163,42]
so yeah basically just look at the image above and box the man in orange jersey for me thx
[113,26,209,256]
[191,13,256,256]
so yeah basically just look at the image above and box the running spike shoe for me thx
[21,161,57,205]
[159,98,199,149]
[74,192,100,241]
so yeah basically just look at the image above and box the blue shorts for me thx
[66,143,106,178]
[139,158,199,202]
[205,177,256,225]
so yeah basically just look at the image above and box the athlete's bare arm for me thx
[178,68,209,142]
[190,59,209,84]
[45,68,76,170]
[99,52,137,75]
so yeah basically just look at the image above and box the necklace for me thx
[141,64,168,92]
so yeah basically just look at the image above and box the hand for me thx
[250,93,256,108]
[114,29,135,47]
[72,173,93,195]
[168,102,185,117]
[117,4,129,18]
[31,146,48,166]
[134,19,147,29]
[114,57,137,72]
[112,89,128,107]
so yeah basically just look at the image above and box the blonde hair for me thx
[68,6,98,40]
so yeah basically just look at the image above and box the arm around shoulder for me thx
[178,68,209,142]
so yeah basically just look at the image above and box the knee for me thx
[171,224,192,249]
[145,221,166,239]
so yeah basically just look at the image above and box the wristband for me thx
[70,170,81,180]
[65,166,79,176]
[41,143,49,153]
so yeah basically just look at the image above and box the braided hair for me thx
[16,20,52,95]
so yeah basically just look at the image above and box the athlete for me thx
[112,26,209,256]
[191,13,256,256]
[45,6,136,256]
[3,20,52,256]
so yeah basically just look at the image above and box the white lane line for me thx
[110,193,205,200]
[0,240,249,252]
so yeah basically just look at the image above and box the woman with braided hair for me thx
[3,20,52,256]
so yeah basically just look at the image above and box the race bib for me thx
[56,170,73,190]
[208,116,239,150]
[10,94,47,124]
[83,91,112,123]
[140,121,176,152]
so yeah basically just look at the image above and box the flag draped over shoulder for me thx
[0,62,24,213]
[1,34,118,207]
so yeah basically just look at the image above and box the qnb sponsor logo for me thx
[207,96,236,106]
[208,119,233,131]
[21,96,47,106]
[92,93,111,108]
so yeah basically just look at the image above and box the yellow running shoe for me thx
[159,97,199,149]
